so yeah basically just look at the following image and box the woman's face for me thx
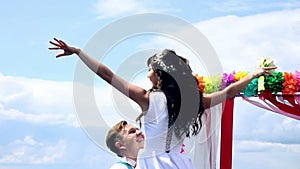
[147,66,159,88]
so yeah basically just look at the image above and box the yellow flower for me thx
[234,71,248,82]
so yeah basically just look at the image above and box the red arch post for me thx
[220,98,235,169]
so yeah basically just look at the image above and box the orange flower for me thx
[282,72,298,94]
[195,74,205,92]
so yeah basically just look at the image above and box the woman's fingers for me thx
[263,67,277,76]
[49,38,70,52]
[263,66,277,70]
[56,53,65,58]
[58,39,67,46]
[52,38,65,47]
[48,47,60,50]
[54,37,61,44]
[49,40,60,47]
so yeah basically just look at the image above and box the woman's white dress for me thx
[137,91,196,169]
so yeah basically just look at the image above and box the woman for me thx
[49,38,275,169]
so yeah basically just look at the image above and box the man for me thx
[106,120,145,169]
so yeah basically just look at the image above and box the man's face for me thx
[121,124,145,152]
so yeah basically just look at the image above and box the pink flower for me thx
[222,71,235,90]
[293,71,300,91]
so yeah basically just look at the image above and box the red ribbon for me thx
[259,90,300,119]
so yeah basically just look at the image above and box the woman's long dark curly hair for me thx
[147,49,205,138]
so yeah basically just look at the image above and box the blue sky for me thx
[1,0,300,169]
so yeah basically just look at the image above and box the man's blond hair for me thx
[106,120,127,157]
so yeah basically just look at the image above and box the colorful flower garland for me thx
[195,57,299,97]
[196,70,300,96]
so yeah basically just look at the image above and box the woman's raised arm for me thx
[49,38,149,111]
[202,67,276,109]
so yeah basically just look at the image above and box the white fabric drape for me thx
[185,104,222,169]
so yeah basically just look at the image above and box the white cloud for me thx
[233,98,300,144]
[235,140,300,153]
[211,0,300,12]
[211,0,254,12]
[94,0,146,19]
[0,73,143,129]
[233,140,300,169]
[94,0,179,19]
[0,74,78,126]
[0,136,66,164]
[195,8,300,72]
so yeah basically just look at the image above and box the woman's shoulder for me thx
[150,89,165,96]
[149,89,166,103]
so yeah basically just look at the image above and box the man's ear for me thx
[115,141,126,150]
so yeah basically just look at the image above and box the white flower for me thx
[256,56,275,68]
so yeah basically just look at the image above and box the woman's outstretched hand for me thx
[48,38,80,58]
[253,66,277,78]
